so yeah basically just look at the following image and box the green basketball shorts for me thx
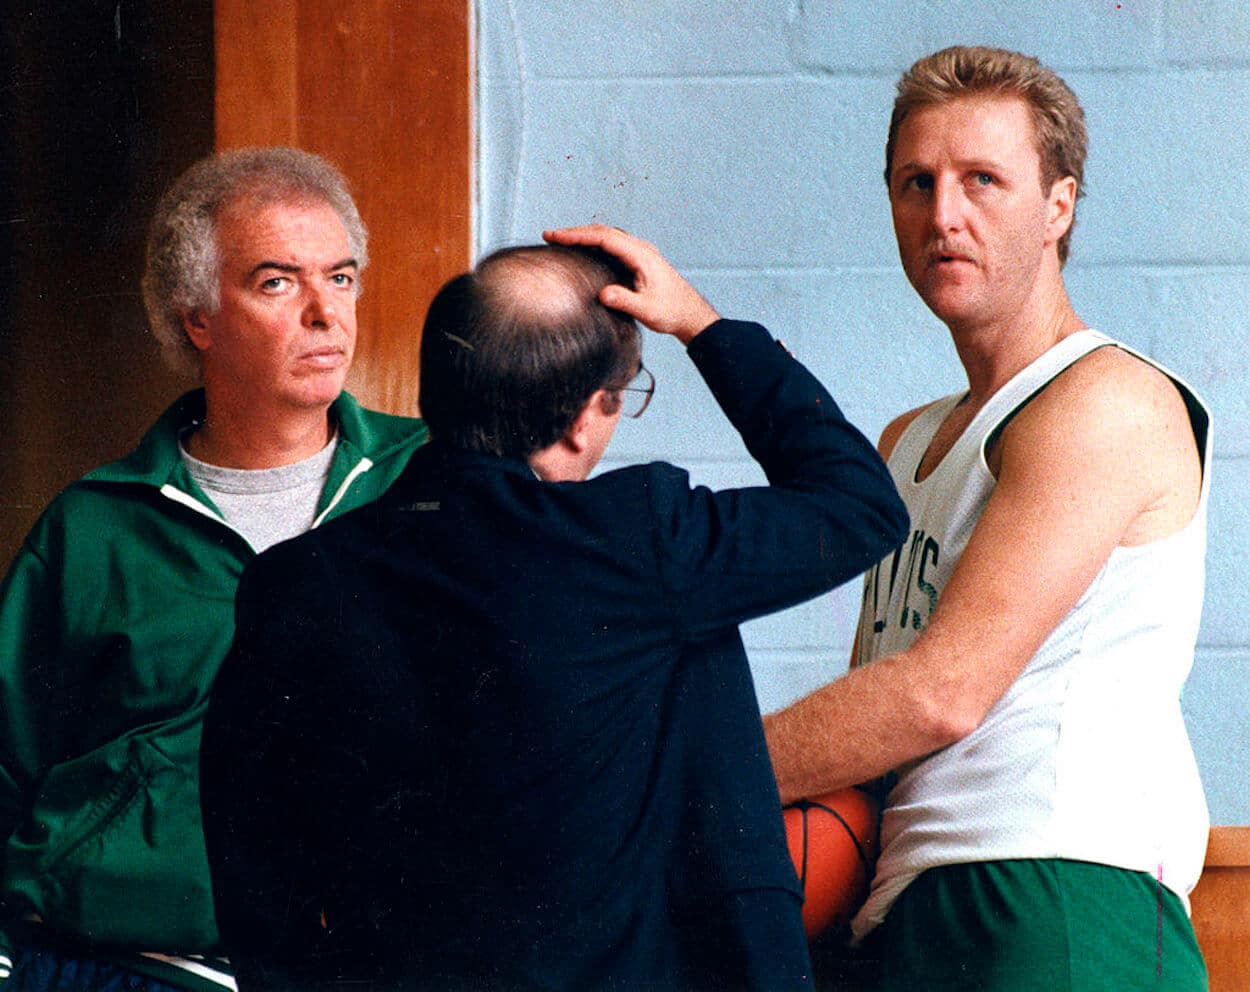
[864,858,1208,991]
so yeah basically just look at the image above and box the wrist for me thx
[676,302,721,345]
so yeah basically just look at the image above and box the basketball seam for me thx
[799,805,811,887]
[802,799,874,879]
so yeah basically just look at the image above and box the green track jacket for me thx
[0,390,427,968]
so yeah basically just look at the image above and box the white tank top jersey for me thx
[851,330,1213,943]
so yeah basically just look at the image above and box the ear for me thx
[531,390,618,483]
[182,309,212,352]
[563,390,606,455]
[1044,175,1077,246]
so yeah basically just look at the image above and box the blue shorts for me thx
[7,927,229,992]
[9,949,188,992]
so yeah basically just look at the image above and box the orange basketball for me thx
[782,787,880,937]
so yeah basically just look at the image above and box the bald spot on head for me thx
[474,247,613,341]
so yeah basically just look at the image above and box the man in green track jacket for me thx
[0,147,427,991]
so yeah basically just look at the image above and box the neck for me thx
[528,444,585,483]
[949,276,1085,407]
[189,395,335,469]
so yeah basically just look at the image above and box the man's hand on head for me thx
[542,225,719,344]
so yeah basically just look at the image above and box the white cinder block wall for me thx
[475,1,1250,823]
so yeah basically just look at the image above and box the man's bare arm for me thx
[765,347,1202,803]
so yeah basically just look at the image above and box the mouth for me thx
[298,346,347,369]
[928,245,975,267]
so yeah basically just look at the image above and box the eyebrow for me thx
[248,257,358,279]
[895,156,1006,173]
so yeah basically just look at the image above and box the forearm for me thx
[766,522,1073,803]
[764,650,960,804]
[696,323,897,492]
[543,224,904,547]
[688,321,846,467]
[689,319,908,562]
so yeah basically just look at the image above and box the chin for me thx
[290,374,348,409]
[918,287,984,328]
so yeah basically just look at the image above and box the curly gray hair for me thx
[142,147,368,378]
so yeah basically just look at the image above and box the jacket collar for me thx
[83,389,426,492]
[410,438,537,480]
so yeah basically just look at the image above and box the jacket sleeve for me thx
[200,548,324,975]
[650,319,909,639]
[0,539,69,872]
[202,541,396,988]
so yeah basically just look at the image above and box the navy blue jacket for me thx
[200,320,908,991]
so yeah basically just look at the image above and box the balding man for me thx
[199,232,908,991]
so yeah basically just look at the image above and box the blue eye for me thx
[908,174,934,192]
[330,272,354,288]
[975,172,993,186]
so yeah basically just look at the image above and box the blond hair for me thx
[885,46,1087,265]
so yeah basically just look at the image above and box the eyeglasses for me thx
[618,364,655,419]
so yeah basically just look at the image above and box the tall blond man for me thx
[765,47,1211,991]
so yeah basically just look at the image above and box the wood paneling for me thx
[214,1,473,416]
[0,3,214,571]
[1192,827,1250,992]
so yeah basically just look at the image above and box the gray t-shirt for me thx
[181,436,339,553]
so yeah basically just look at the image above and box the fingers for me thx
[542,225,719,343]
[598,283,636,313]
[542,224,659,276]
[542,223,614,246]
[542,223,636,248]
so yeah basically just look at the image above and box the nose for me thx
[303,286,335,329]
[929,177,965,234]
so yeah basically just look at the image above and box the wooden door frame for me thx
[214,1,473,415]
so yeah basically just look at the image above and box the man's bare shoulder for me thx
[997,342,1202,544]
[1011,343,1191,442]
[878,402,940,460]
